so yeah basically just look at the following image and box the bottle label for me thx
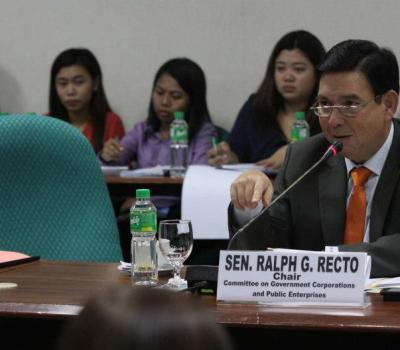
[291,127,309,142]
[299,128,309,139]
[171,126,188,142]
[130,210,156,233]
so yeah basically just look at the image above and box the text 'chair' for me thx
[0,115,122,261]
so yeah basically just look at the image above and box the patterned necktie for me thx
[344,166,373,244]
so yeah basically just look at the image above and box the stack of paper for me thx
[120,165,169,177]
[222,163,277,175]
[101,166,128,176]
[365,277,400,292]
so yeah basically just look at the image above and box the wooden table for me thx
[105,175,183,198]
[1,261,399,349]
[105,174,183,215]
[105,174,183,185]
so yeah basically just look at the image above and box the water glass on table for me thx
[158,219,193,289]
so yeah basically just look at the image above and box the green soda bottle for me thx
[291,111,310,142]
[170,111,188,177]
[130,189,158,286]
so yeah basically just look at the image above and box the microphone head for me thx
[332,141,343,153]
[323,141,343,159]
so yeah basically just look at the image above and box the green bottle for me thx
[170,111,188,177]
[291,111,310,142]
[130,189,158,286]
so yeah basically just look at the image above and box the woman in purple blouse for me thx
[100,58,215,167]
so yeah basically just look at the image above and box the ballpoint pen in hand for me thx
[212,137,222,168]
[212,137,218,153]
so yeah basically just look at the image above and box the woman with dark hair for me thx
[208,30,326,169]
[49,48,125,152]
[58,286,233,350]
[100,57,215,167]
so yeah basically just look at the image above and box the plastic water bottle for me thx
[130,188,158,286]
[291,111,310,142]
[170,111,188,177]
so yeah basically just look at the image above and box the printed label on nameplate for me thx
[217,250,368,306]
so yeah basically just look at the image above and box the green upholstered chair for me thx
[0,115,122,262]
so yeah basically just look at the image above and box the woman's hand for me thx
[120,198,136,213]
[207,141,239,166]
[100,138,124,162]
[256,145,288,170]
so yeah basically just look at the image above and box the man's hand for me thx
[230,170,273,210]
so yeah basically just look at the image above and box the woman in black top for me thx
[208,30,326,170]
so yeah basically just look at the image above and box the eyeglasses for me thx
[310,96,381,118]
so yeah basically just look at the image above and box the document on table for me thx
[365,276,400,293]
[221,163,277,176]
[120,165,169,177]
[101,166,129,175]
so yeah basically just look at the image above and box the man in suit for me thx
[228,39,400,278]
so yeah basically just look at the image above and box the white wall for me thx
[0,0,399,131]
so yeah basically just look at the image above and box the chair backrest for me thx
[0,115,122,262]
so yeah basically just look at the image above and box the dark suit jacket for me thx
[228,120,400,278]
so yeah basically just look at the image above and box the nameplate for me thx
[217,250,369,306]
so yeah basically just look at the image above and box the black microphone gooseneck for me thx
[231,141,343,239]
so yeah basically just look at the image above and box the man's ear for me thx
[382,90,398,118]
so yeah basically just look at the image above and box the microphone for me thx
[179,280,210,294]
[185,265,219,294]
[228,141,343,250]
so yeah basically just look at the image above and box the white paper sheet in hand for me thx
[181,165,241,239]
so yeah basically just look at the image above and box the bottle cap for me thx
[295,111,305,120]
[136,188,150,199]
[174,111,184,120]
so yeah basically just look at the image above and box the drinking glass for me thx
[158,219,193,289]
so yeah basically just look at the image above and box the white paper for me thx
[365,278,387,292]
[222,163,277,175]
[120,165,169,177]
[367,276,400,289]
[181,165,241,239]
[101,166,129,175]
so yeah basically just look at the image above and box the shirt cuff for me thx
[233,201,264,226]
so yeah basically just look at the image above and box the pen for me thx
[211,137,222,169]
[212,137,218,154]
